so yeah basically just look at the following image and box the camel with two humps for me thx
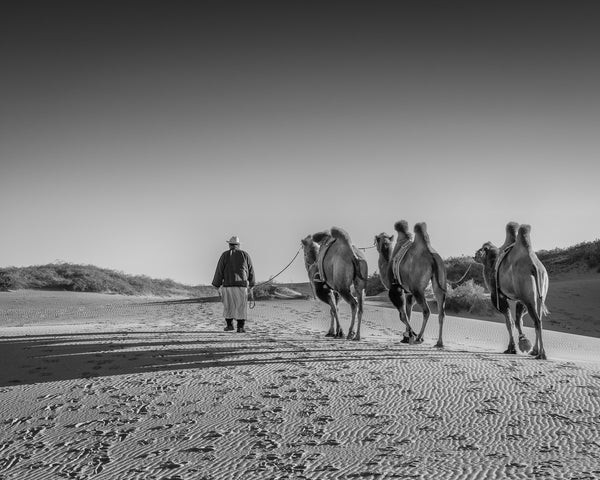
[374,220,447,347]
[301,234,341,334]
[304,227,368,340]
[475,222,549,359]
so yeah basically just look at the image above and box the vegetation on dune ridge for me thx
[1,240,597,305]
[537,239,600,274]
[0,263,212,297]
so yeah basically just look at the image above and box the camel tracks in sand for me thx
[0,294,599,478]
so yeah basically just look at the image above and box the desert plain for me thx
[1,288,599,480]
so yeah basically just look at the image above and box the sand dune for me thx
[1,291,599,479]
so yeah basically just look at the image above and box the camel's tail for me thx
[432,252,447,294]
[413,222,447,293]
[519,223,550,319]
[532,263,550,318]
[331,226,367,281]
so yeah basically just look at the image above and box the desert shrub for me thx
[0,270,15,291]
[445,256,484,286]
[445,280,495,316]
[583,240,600,269]
[251,282,274,300]
[249,282,307,300]
[366,272,386,296]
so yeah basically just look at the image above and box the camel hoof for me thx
[518,336,532,353]
[353,336,361,341]
[503,347,517,355]
[435,341,444,349]
[415,337,424,344]
[336,331,344,339]
[346,332,355,340]
[536,352,547,360]
[325,332,335,338]
[401,332,415,344]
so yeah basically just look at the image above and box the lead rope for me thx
[248,246,303,309]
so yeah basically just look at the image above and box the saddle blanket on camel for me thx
[494,243,515,309]
[392,240,413,290]
[315,238,336,288]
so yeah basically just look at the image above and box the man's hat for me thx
[227,236,240,245]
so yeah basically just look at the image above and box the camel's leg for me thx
[389,285,416,343]
[315,281,337,337]
[514,301,532,353]
[406,293,415,321]
[325,292,342,338]
[413,291,430,344]
[525,300,546,360]
[327,304,336,337]
[333,292,344,338]
[340,289,358,340]
[493,293,516,354]
[352,286,365,341]
[434,288,446,348]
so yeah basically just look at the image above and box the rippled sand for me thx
[1,291,599,479]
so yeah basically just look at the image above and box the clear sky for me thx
[1,1,599,286]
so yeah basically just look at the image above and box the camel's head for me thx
[374,233,394,255]
[301,235,319,265]
[474,241,496,264]
[300,235,313,248]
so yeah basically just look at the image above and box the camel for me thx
[374,221,447,347]
[300,234,340,331]
[475,223,549,360]
[310,227,368,340]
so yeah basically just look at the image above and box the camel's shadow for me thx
[0,329,508,388]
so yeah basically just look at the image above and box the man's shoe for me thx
[236,319,245,333]
[224,319,234,331]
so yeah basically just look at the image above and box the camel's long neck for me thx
[377,244,393,289]
[482,249,499,290]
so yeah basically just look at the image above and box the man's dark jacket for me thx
[212,249,255,288]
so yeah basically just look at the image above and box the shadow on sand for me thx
[0,330,509,388]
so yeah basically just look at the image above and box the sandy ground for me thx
[1,291,600,479]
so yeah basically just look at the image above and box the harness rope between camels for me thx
[447,262,477,287]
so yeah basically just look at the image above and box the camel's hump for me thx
[506,222,519,236]
[413,222,431,245]
[517,224,533,250]
[504,221,519,243]
[331,226,353,245]
[312,230,332,243]
[394,220,411,238]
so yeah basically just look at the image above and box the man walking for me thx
[212,236,255,332]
